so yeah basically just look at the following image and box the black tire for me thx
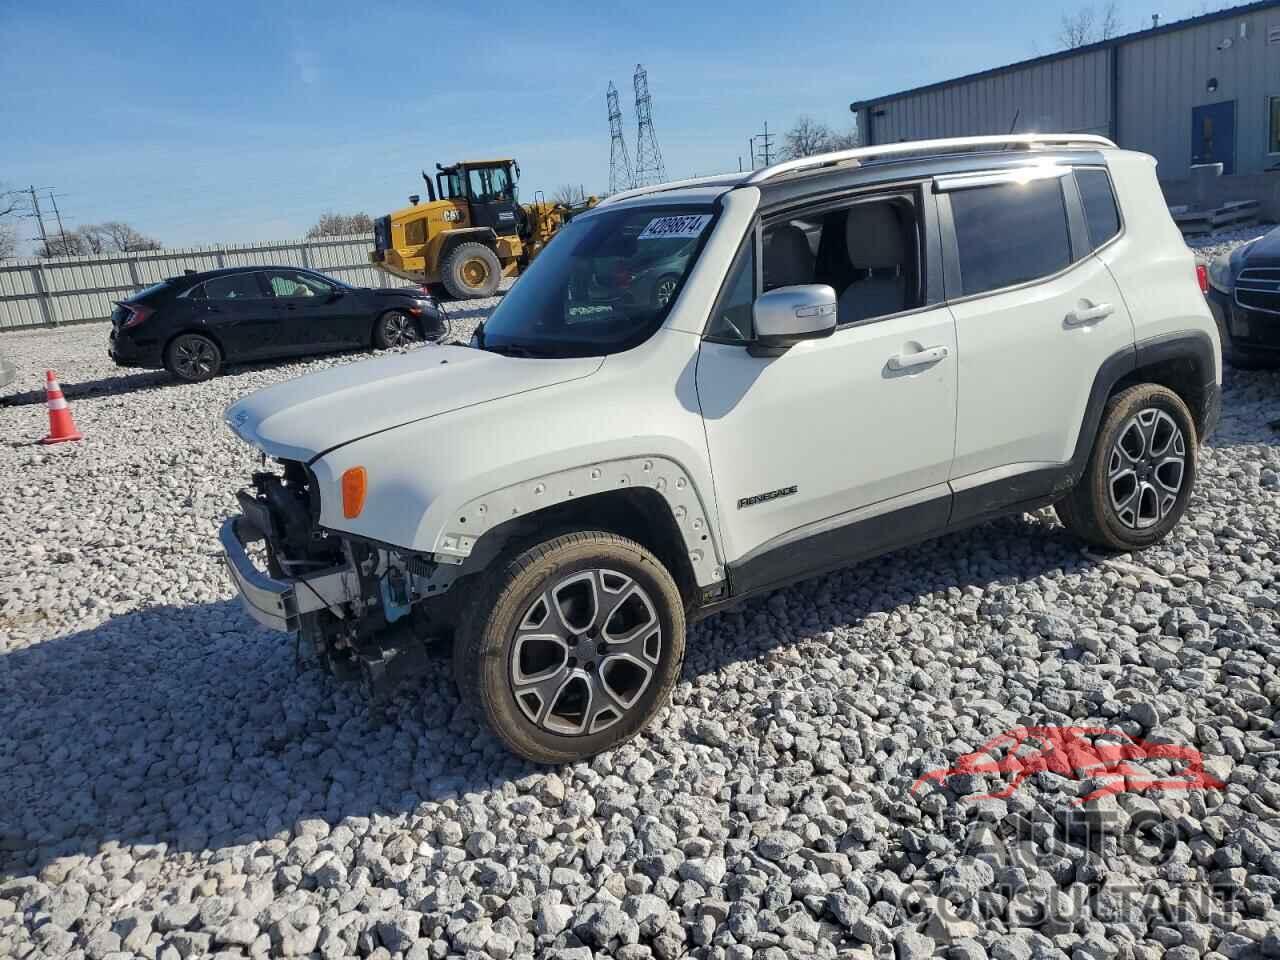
[454,531,685,764]
[373,309,422,349]
[1055,384,1197,551]
[165,333,222,382]
[441,242,502,300]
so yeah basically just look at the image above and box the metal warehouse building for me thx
[851,1,1280,215]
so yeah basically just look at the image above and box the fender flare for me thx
[432,228,499,264]
[1065,329,1218,492]
[429,456,725,588]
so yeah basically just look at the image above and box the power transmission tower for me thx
[606,82,634,195]
[632,64,667,187]
[752,122,775,168]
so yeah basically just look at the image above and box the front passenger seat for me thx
[839,204,907,324]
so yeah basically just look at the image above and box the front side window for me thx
[950,179,1072,297]
[267,271,333,298]
[204,273,264,300]
[480,206,714,358]
[469,166,513,202]
[1075,168,1121,250]
[762,193,921,325]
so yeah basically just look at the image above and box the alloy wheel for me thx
[509,569,662,736]
[383,312,418,347]
[1108,407,1186,530]
[654,277,677,308]
[174,338,216,378]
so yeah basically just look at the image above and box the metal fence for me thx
[0,233,391,331]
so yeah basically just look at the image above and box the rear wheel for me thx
[165,333,222,382]
[455,531,685,763]
[373,309,421,349]
[441,242,502,300]
[1055,384,1196,551]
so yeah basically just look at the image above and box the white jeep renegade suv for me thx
[222,134,1221,763]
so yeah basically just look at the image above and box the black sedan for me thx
[109,266,447,381]
[1204,228,1280,369]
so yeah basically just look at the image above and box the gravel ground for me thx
[1187,225,1275,262]
[1,271,1279,960]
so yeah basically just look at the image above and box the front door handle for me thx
[1065,302,1114,326]
[887,345,950,370]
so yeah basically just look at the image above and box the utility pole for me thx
[753,121,775,168]
[27,185,48,252]
[48,191,69,252]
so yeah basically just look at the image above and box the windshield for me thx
[480,205,715,358]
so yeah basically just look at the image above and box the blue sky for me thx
[2,0,1211,252]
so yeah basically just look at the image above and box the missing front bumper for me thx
[219,516,357,632]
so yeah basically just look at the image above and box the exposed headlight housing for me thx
[1206,254,1233,294]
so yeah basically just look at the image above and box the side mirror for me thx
[752,284,838,350]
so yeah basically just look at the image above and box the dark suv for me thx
[109,266,447,382]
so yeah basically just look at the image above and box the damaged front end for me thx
[219,460,454,702]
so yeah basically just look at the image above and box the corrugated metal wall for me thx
[1120,7,1280,178]
[857,3,1280,182]
[0,234,387,331]
[865,48,1112,144]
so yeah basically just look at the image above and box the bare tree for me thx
[96,221,160,252]
[306,212,374,238]
[0,185,22,260]
[827,127,861,151]
[781,116,835,160]
[1058,2,1121,48]
[39,221,160,258]
[40,233,88,258]
[552,184,585,206]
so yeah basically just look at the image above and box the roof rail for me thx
[596,172,748,207]
[745,133,1117,185]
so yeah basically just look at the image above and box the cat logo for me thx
[442,209,463,223]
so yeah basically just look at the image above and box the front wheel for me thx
[1055,384,1197,551]
[165,333,222,382]
[373,309,421,349]
[441,242,502,300]
[454,531,685,763]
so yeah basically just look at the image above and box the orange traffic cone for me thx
[40,370,82,444]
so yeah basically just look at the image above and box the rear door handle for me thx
[1065,302,1114,326]
[887,345,950,370]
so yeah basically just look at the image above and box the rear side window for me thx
[204,273,263,300]
[1075,168,1121,249]
[950,179,1072,297]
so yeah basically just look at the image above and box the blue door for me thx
[1191,101,1236,174]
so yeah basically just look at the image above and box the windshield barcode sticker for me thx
[638,214,712,240]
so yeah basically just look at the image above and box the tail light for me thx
[1196,264,1209,295]
[122,304,153,329]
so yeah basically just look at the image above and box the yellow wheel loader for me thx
[370,159,594,300]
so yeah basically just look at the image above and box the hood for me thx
[225,345,602,462]
[1232,229,1277,269]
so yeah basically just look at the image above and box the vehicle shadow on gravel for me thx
[0,514,1100,880]
[0,598,537,880]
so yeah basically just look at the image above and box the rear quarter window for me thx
[1075,168,1121,249]
[950,178,1072,297]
